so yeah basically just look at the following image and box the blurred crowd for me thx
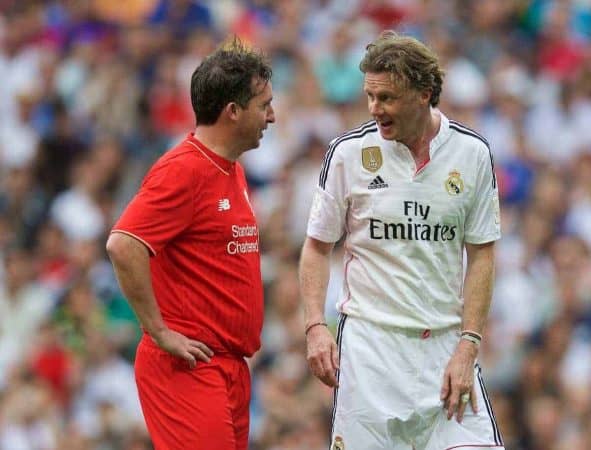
[0,0,591,449]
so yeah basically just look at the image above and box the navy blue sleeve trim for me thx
[449,121,496,189]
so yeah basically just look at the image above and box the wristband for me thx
[460,334,481,347]
[461,330,483,341]
[305,321,328,335]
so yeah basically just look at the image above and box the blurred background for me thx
[0,0,590,449]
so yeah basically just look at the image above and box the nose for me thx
[267,105,276,123]
[369,99,382,116]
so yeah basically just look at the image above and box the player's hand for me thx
[305,324,339,387]
[151,328,214,368]
[440,340,478,422]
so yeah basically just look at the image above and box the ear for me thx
[420,89,432,106]
[225,102,241,121]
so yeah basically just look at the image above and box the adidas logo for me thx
[368,175,388,190]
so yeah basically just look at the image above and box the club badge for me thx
[445,170,464,195]
[331,436,345,450]
[362,146,382,172]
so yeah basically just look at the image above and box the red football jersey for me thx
[112,134,263,356]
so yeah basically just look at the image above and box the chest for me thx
[349,149,475,226]
[190,174,258,242]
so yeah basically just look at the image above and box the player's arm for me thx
[441,241,495,422]
[106,232,213,367]
[299,236,338,387]
[462,241,495,342]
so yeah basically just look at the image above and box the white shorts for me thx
[331,315,504,450]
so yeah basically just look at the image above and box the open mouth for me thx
[378,120,393,131]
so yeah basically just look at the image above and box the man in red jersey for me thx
[106,38,274,450]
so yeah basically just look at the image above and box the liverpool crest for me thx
[362,146,382,172]
[445,170,464,195]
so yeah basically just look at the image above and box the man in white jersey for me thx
[299,31,503,450]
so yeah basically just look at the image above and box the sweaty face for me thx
[363,72,426,142]
[239,80,275,151]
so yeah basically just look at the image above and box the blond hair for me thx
[360,31,445,106]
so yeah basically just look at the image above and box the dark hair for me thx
[190,37,272,125]
[360,31,444,107]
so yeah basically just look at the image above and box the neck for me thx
[193,126,240,161]
[403,109,441,157]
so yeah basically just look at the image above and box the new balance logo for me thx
[218,199,231,211]
[368,175,388,190]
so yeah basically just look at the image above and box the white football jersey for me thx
[307,113,501,329]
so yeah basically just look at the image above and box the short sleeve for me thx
[464,148,501,244]
[306,144,347,243]
[112,160,195,255]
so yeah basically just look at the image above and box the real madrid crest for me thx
[331,436,345,450]
[445,170,464,195]
[361,146,382,172]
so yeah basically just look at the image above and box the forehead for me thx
[251,78,273,99]
[363,72,403,92]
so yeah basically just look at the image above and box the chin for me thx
[379,130,397,141]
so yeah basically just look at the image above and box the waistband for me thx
[139,333,245,360]
[343,315,460,340]
[391,325,459,339]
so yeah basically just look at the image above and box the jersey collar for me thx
[186,133,234,175]
[429,111,452,155]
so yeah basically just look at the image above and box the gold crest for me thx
[362,146,382,172]
[445,170,464,195]
[331,436,345,450]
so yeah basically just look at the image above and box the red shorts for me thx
[134,336,251,450]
